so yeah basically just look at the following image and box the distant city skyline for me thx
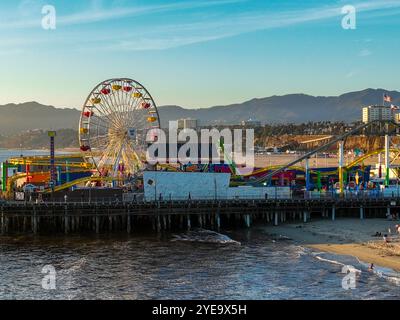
[0,0,399,109]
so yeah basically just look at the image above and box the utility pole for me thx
[305,158,310,192]
[385,134,390,187]
[338,140,344,195]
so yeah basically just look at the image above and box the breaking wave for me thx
[171,229,241,245]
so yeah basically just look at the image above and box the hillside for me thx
[0,102,80,135]
[0,89,398,134]
[157,88,400,126]
[0,129,78,149]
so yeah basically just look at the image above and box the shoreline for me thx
[265,218,400,272]
[308,243,400,272]
[0,148,80,153]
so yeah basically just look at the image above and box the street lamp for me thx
[48,131,57,201]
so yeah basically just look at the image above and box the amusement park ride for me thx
[1,77,400,199]
[79,78,160,176]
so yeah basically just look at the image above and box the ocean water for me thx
[0,149,72,163]
[0,149,49,163]
[0,228,399,300]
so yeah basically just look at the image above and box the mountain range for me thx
[157,88,400,127]
[0,88,399,135]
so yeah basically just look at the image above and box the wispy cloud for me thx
[62,0,244,26]
[78,0,400,51]
[0,0,244,29]
[345,70,358,78]
[2,0,400,52]
[359,49,372,57]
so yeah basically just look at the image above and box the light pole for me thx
[48,131,57,201]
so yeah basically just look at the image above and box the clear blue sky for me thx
[0,0,399,109]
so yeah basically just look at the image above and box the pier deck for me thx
[0,197,399,235]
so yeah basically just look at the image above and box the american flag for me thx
[384,94,392,103]
[391,104,399,110]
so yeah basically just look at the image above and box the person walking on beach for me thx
[383,234,391,244]
[368,263,374,271]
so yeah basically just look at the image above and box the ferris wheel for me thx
[79,78,160,177]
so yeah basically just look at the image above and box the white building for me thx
[362,105,393,123]
[177,118,198,130]
[144,172,230,201]
[143,172,291,201]
[241,119,262,127]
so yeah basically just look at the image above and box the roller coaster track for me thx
[5,173,122,194]
[158,164,179,172]
[345,148,400,169]
[43,176,123,193]
[246,149,400,182]
[8,160,93,169]
[252,120,398,184]
[6,173,27,195]
[7,154,94,170]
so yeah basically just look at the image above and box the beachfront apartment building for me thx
[362,105,394,123]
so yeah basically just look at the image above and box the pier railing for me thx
[138,189,400,203]
[2,189,400,205]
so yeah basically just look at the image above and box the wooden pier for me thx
[0,198,398,235]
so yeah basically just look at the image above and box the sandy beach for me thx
[265,218,400,272]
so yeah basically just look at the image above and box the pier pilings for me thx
[0,198,398,235]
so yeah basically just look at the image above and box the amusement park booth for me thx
[144,172,231,201]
